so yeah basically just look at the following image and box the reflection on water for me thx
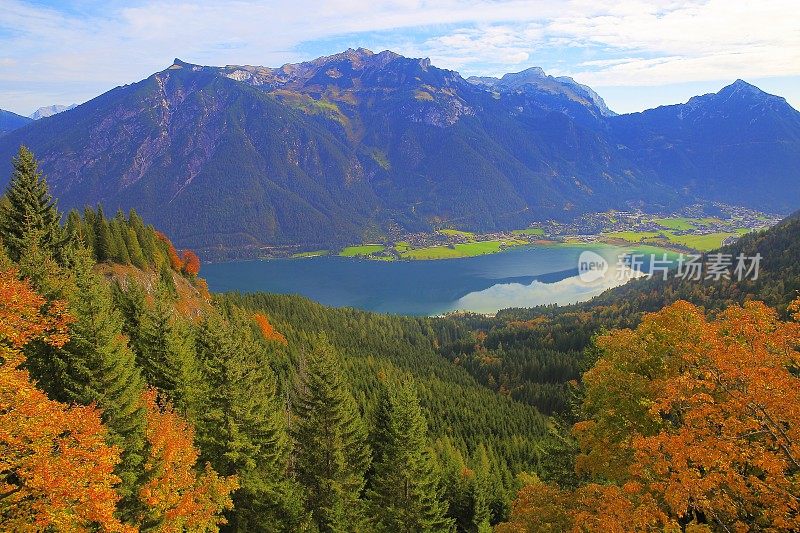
[202,244,658,316]
[452,265,644,314]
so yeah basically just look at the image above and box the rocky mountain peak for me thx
[500,66,546,84]
[30,104,77,120]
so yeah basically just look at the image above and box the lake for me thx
[202,244,658,315]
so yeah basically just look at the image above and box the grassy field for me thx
[603,228,749,251]
[604,231,664,242]
[438,229,476,239]
[651,217,695,230]
[667,230,748,250]
[400,239,526,260]
[291,250,330,258]
[339,244,386,257]
[650,216,726,230]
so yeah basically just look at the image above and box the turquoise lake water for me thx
[202,244,652,315]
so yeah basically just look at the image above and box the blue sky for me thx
[1,0,798,116]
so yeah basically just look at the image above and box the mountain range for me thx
[29,104,78,120]
[0,48,798,254]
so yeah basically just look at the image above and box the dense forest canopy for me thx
[1,146,799,532]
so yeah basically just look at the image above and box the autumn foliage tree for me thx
[138,389,237,532]
[253,313,287,345]
[0,269,129,532]
[155,231,183,272]
[499,298,800,532]
[180,250,200,277]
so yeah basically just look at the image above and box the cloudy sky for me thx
[1,0,799,115]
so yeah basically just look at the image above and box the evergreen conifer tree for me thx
[470,445,493,532]
[292,337,371,532]
[367,378,453,532]
[194,313,306,531]
[81,207,97,254]
[125,226,147,268]
[111,280,147,347]
[51,249,148,520]
[129,209,158,266]
[110,214,131,264]
[93,205,115,262]
[136,286,202,416]
[64,209,85,245]
[0,146,66,262]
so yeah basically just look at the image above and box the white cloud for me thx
[0,0,798,113]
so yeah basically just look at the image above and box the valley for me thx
[2,7,799,528]
[281,203,780,263]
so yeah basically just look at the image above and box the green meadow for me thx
[339,244,386,257]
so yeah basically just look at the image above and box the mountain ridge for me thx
[0,109,32,136]
[30,104,78,120]
[0,50,798,254]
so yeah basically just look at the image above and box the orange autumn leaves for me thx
[0,270,235,531]
[254,313,287,345]
[139,390,237,532]
[499,298,800,532]
[180,250,200,277]
[0,268,70,348]
[154,231,200,277]
[0,269,125,531]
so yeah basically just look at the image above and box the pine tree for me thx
[112,279,147,347]
[48,249,148,520]
[470,445,493,532]
[110,214,131,264]
[292,337,371,532]
[0,146,66,262]
[93,205,115,262]
[159,263,177,296]
[64,209,84,245]
[15,226,75,303]
[125,226,147,269]
[367,378,453,532]
[194,312,306,531]
[129,209,158,266]
[435,438,474,531]
[81,207,97,253]
[136,286,202,416]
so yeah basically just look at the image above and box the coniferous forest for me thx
[3,145,800,532]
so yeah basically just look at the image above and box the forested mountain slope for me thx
[1,49,798,253]
[0,147,549,530]
[438,210,800,415]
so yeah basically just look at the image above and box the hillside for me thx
[612,80,800,213]
[0,151,553,529]
[438,210,800,414]
[0,108,31,136]
[1,50,798,254]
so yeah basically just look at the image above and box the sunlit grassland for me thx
[604,228,751,251]
[438,229,476,239]
[512,228,545,236]
[400,239,526,260]
[339,244,386,257]
[291,250,330,258]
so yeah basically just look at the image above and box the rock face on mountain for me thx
[468,67,616,118]
[30,104,78,120]
[0,109,32,136]
[0,49,798,252]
